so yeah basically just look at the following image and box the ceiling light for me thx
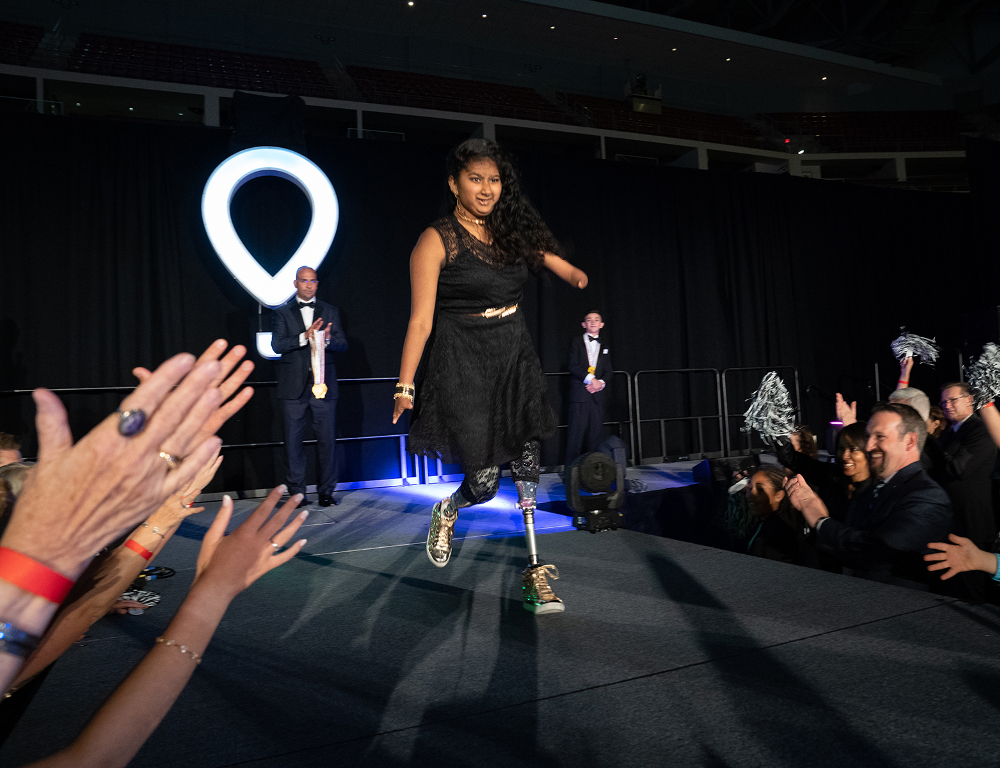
[550,26,555,29]
[75,102,80,106]
[797,150,805,154]
[129,107,134,110]
[407,1,413,5]
[822,76,827,81]
[725,58,731,61]
[672,48,677,51]
[613,37,617,40]
[482,13,487,17]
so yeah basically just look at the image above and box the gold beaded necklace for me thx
[454,205,486,228]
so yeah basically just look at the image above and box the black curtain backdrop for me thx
[0,112,981,490]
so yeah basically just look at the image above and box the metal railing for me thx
[721,366,801,456]
[0,370,638,487]
[633,369,724,463]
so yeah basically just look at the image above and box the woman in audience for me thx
[23,486,308,768]
[744,464,820,568]
[927,405,947,438]
[775,421,871,522]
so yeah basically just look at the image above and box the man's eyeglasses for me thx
[941,396,970,407]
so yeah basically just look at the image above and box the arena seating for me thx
[0,20,44,66]
[67,33,338,98]
[560,91,758,147]
[346,65,568,123]
[762,111,965,152]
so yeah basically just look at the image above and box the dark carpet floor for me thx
[3,484,1000,767]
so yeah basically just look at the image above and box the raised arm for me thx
[978,402,1000,450]
[543,252,587,289]
[25,488,308,768]
[11,451,223,689]
[393,228,445,424]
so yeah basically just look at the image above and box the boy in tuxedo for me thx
[566,311,611,467]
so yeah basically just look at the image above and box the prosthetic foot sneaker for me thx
[521,564,565,614]
[426,497,458,568]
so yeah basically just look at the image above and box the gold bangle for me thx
[394,382,415,401]
[156,636,202,664]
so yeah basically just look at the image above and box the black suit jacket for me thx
[271,298,348,400]
[567,335,612,405]
[816,461,951,590]
[924,413,998,546]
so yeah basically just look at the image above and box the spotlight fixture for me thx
[725,57,731,61]
[129,107,134,111]
[567,452,625,533]
[798,149,805,154]
[822,76,827,81]
[482,13,486,17]
[75,102,80,106]
[408,1,413,5]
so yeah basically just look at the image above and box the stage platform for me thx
[3,470,1000,767]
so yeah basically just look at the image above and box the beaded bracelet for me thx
[0,622,41,658]
[0,547,75,603]
[394,382,415,401]
[156,636,202,665]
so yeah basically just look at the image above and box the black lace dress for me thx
[408,213,557,470]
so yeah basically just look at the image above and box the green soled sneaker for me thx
[521,564,565,614]
[426,497,458,568]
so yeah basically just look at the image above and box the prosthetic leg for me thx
[513,441,564,614]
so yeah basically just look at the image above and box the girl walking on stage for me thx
[392,138,588,615]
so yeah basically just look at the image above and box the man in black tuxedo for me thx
[271,266,348,507]
[565,310,612,468]
[786,403,951,591]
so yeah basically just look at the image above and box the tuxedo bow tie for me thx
[587,335,600,343]
[298,302,315,309]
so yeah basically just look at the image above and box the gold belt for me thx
[469,304,518,318]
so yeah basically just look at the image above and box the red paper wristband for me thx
[984,402,995,410]
[897,379,909,386]
[125,539,153,561]
[0,547,75,603]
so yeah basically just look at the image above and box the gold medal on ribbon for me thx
[308,331,327,399]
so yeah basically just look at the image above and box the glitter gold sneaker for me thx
[521,564,565,614]
[426,497,458,568]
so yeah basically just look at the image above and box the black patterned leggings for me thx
[454,439,540,507]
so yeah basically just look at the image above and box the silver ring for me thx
[158,451,183,471]
[270,541,280,550]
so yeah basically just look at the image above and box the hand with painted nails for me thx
[194,487,308,600]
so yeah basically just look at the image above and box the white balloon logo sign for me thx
[201,147,339,359]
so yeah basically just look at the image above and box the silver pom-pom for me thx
[965,343,1000,410]
[890,327,940,366]
[742,372,796,445]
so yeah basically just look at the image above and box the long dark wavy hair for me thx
[444,139,562,271]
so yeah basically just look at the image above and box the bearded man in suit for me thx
[271,266,347,507]
[785,403,951,591]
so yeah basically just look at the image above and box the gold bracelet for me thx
[394,382,415,401]
[156,636,202,664]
